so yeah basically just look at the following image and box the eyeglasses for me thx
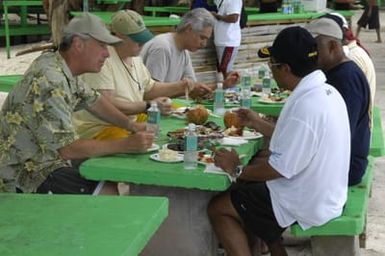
[267,61,283,68]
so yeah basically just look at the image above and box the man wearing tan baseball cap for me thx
[63,12,122,45]
[0,12,155,195]
[74,10,214,140]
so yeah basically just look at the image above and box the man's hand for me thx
[123,131,154,153]
[127,121,147,132]
[154,97,172,115]
[190,82,213,98]
[214,148,241,175]
[235,108,263,130]
[223,71,241,89]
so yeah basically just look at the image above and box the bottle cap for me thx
[188,123,196,131]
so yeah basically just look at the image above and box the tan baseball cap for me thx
[64,12,122,45]
[306,18,343,40]
[110,10,154,43]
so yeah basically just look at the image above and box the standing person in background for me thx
[211,0,242,78]
[356,0,382,43]
[259,0,278,13]
[190,0,218,11]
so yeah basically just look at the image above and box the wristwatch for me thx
[233,165,244,180]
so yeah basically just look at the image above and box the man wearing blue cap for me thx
[208,26,351,255]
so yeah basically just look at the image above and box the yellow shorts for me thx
[94,113,147,140]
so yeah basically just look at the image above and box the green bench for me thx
[370,106,385,157]
[0,194,168,256]
[1,1,50,59]
[0,75,22,92]
[290,156,375,256]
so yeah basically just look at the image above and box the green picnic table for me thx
[143,6,260,17]
[71,11,181,26]
[0,193,168,256]
[79,114,264,255]
[247,10,353,25]
[1,0,50,59]
[81,114,263,191]
[0,75,22,92]
[142,6,352,20]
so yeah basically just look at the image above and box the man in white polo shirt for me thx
[208,27,351,255]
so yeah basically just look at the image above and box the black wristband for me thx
[145,101,151,111]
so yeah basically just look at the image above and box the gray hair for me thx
[176,8,216,33]
[59,33,92,52]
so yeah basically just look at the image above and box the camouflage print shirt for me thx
[0,51,100,193]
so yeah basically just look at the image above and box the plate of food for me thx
[258,95,287,104]
[198,152,215,165]
[170,107,190,119]
[225,130,263,140]
[167,122,223,141]
[150,149,184,163]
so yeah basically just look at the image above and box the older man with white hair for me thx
[141,8,240,90]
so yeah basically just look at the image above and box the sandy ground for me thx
[1,10,385,256]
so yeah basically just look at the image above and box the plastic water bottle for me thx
[287,0,293,14]
[282,0,288,14]
[213,72,225,116]
[184,123,198,170]
[241,75,252,109]
[262,74,271,97]
[258,65,267,80]
[83,0,89,12]
[146,101,160,138]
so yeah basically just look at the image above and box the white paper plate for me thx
[147,144,160,152]
[226,130,263,140]
[219,137,248,146]
[149,153,184,163]
[258,97,286,104]
[170,107,189,119]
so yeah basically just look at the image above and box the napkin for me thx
[203,164,235,182]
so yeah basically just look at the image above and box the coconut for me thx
[186,105,209,125]
[224,111,244,136]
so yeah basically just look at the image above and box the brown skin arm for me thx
[214,148,283,181]
[235,108,275,138]
[211,12,239,23]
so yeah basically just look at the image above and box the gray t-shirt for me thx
[140,33,196,82]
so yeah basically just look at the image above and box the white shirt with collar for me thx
[267,70,351,230]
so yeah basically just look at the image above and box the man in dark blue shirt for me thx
[307,18,371,186]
